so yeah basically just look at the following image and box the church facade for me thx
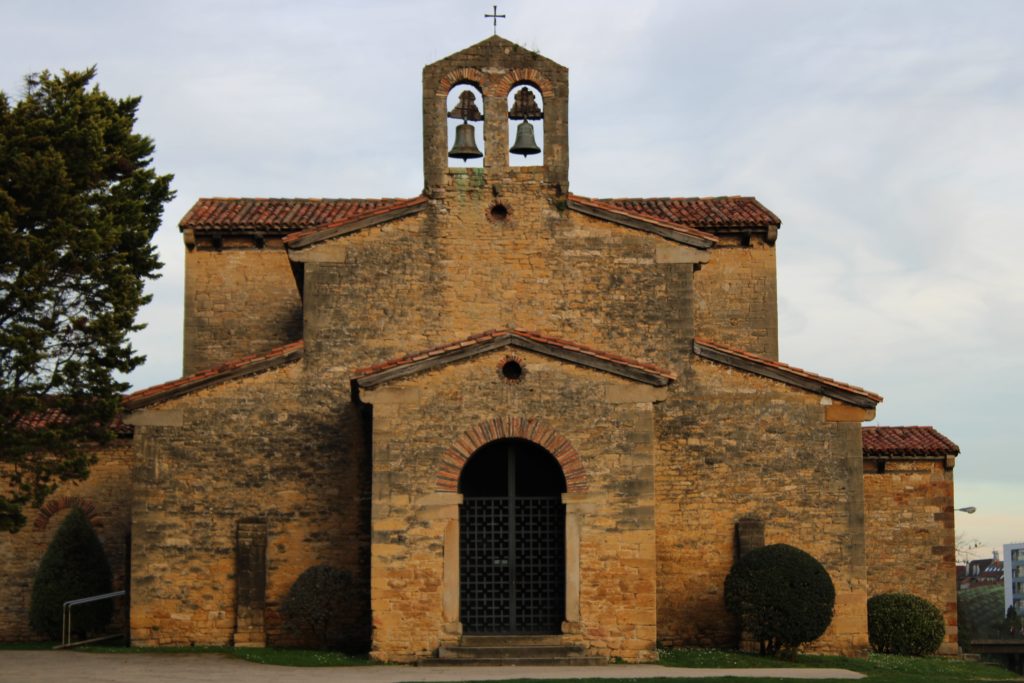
[0,36,961,661]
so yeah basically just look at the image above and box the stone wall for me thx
[183,239,302,375]
[654,358,869,655]
[693,236,779,359]
[863,457,958,654]
[0,438,133,641]
[294,188,697,381]
[361,350,661,662]
[127,363,370,648]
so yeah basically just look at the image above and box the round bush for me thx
[282,565,359,650]
[724,543,836,657]
[868,592,945,656]
[29,507,113,640]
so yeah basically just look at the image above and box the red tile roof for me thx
[14,407,133,437]
[862,426,960,458]
[179,197,416,233]
[353,327,677,387]
[124,340,304,411]
[693,337,882,408]
[601,196,780,229]
[179,195,778,236]
[282,195,429,248]
[566,194,718,247]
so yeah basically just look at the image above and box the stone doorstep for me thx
[424,634,607,666]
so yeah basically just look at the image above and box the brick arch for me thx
[436,417,587,493]
[436,67,487,96]
[34,495,101,531]
[493,68,554,99]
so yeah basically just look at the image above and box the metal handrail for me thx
[57,590,126,649]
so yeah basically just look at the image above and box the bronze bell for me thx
[448,121,483,161]
[510,119,541,157]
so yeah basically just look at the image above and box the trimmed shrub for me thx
[29,507,113,639]
[724,543,836,657]
[868,592,945,655]
[282,565,359,650]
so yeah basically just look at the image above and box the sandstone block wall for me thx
[694,237,778,359]
[362,351,660,662]
[654,359,869,655]
[128,364,370,648]
[0,438,133,641]
[295,188,695,382]
[863,457,958,654]
[183,241,302,375]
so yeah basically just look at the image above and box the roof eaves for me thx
[567,195,718,249]
[693,338,882,409]
[862,426,960,458]
[283,196,429,249]
[124,341,305,411]
[353,328,676,389]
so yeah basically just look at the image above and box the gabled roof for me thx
[352,328,677,389]
[14,406,133,437]
[179,197,416,233]
[601,196,780,230]
[693,338,882,408]
[124,341,304,411]
[282,196,429,249]
[178,195,775,239]
[566,195,718,248]
[862,426,960,458]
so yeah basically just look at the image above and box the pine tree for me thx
[0,67,174,531]
[29,507,113,640]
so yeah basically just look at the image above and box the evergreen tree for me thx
[0,67,173,531]
[29,507,113,639]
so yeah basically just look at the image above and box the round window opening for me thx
[501,360,523,381]
[490,203,509,221]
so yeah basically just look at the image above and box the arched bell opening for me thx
[458,438,566,634]
[507,83,544,167]
[447,83,485,168]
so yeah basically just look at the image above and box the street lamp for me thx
[956,507,977,514]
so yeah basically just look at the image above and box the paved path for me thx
[0,651,864,682]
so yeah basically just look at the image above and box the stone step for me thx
[438,643,586,659]
[420,656,608,667]
[459,634,565,647]
[426,635,607,667]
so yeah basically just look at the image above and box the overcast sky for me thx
[3,0,1020,559]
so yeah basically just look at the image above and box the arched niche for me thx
[507,83,544,167]
[446,83,485,168]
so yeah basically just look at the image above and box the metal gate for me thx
[459,441,565,634]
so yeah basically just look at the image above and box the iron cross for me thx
[485,5,506,34]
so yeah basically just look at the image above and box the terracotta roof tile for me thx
[14,407,133,437]
[862,426,960,458]
[124,340,304,410]
[601,196,780,229]
[281,195,429,247]
[179,197,416,233]
[353,327,676,386]
[178,195,777,236]
[566,194,719,245]
[693,337,882,407]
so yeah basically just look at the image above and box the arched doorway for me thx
[459,438,566,634]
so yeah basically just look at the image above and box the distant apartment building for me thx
[1006,543,1024,613]
[961,551,1004,590]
